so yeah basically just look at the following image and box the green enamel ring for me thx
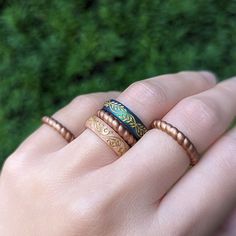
[102,99,148,140]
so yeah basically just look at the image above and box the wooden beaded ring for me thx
[151,120,200,166]
[97,110,137,146]
[42,116,75,143]
[86,116,130,157]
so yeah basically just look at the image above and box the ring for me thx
[151,120,200,166]
[42,116,75,143]
[103,99,147,140]
[97,110,137,146]
[85,116,130,157]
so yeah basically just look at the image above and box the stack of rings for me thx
[102,99,148,140]
[97,110,137,146]
[86,99,148,156]
[42,99,200,167]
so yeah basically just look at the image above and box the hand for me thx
[0,71,235,236]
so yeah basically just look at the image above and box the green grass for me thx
[0,0,236,166]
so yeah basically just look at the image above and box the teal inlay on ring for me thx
[103,99,147,140]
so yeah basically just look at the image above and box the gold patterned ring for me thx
[42,116,75,143]
[103,99,147,140]
[97,110,137,146]
[151,120,200,166]
[85,116,130,157]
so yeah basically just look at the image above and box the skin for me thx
[0,71,235,236]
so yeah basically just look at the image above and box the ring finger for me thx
[111,77,236,202]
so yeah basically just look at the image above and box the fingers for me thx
[163,78,236,152]
[110,77,236,202]
[154,125,236,236]
[61,71,216,170]
[17,92,119,155]
[118,71,217,126]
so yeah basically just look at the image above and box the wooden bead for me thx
[97,110,137,146]
[42,116,75,143]
[151,119,200,167]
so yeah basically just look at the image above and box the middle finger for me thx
[60,71,216,170]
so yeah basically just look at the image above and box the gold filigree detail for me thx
[86,116,130,157]
[104,100,147,138]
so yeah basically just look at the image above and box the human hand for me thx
[0,71,235,236]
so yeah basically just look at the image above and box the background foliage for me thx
[0,0,236,166]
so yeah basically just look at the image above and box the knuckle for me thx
[126,80,168,105]
[70,195,108,233]
[177,71,215,87]
[217,77,236,92]
[176,71,199,79]
[176,71,199,81]
[180,97,220,129]
[1,153,26,178]
[157,211,188,236]
[75,197,102,221]
[217,134,236,172]
[1,154,34,193]
[1,153,48,193]
[72,175,123,226]
[176,71,190,78]
[70,94,100,108]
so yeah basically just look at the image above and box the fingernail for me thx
[199,71,218,84]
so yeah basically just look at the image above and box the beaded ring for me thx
[42,116,75,143]
[97,110,137,146]
[151,120,200,166]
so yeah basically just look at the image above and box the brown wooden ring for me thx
[42,116,75,143]
[86,116,130,157]
[97,110,137,146]
[151,120,200,166]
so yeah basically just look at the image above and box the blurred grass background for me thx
[0,0,236,166]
